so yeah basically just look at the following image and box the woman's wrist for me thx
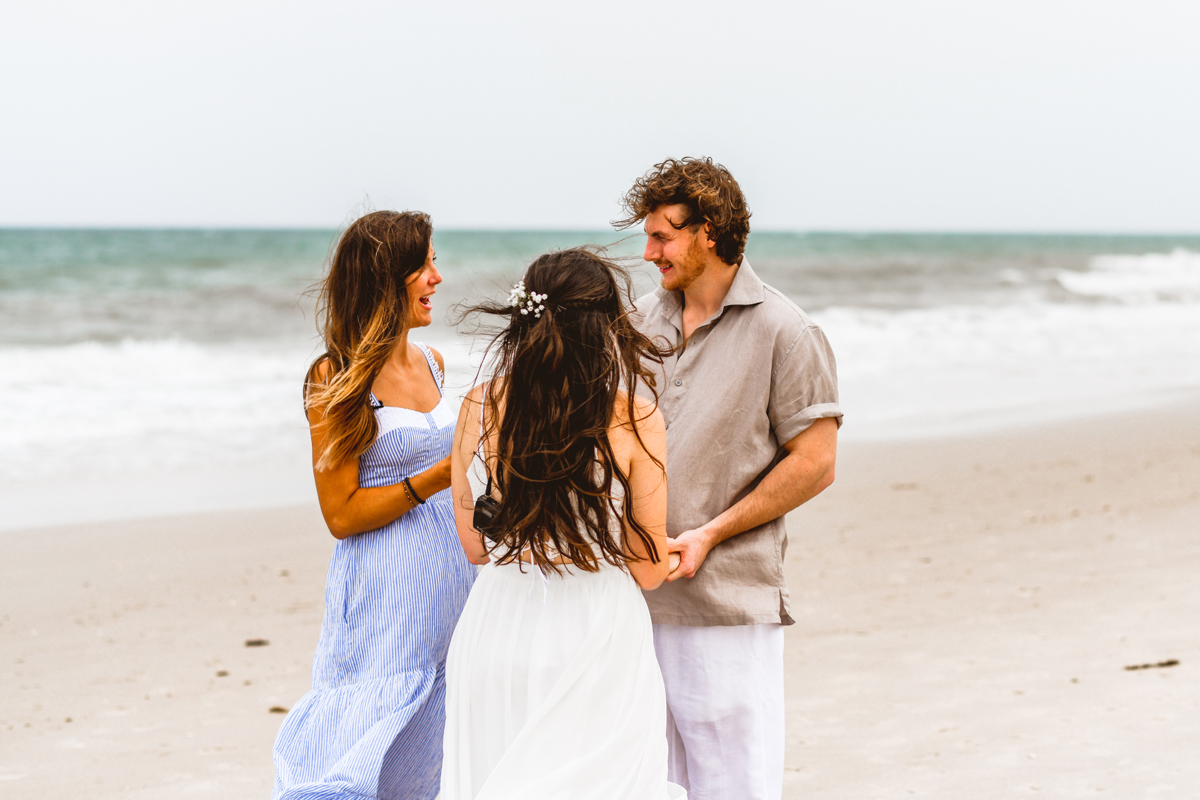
[402,458,451,509]
[399,479,419,509]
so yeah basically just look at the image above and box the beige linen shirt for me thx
[633,259,842,626]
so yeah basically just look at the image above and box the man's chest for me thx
[649,324,774,432]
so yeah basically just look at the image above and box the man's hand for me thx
[661,419,839,583]
[665,527,718,582]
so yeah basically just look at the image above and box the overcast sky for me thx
[3,1,1198,231]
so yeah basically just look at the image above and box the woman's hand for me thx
[406,455,451,505]
[311,403,452,539]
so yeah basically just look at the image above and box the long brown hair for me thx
[304,210,432,470]
[460,248,670,574]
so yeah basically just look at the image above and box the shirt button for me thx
[674,379,682,386]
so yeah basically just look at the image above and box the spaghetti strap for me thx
[477,383,486,452]
[474,384,489,478]
[416,343,444,395]
[466,383,493,506]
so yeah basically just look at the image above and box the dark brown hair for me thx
[304,210,433,469]
[460,248,669,574]
[614,156,751,265]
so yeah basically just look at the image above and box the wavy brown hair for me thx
[304,210,432,470]
[460,248,670,574]
[614,156,751,265]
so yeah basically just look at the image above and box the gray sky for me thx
[3,0,1198,231]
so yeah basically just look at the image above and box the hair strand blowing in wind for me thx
[305,210,433,471]
[458,247,670,574]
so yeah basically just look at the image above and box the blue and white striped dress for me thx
[273,344,476,800]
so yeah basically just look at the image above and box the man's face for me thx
[643,203,709,292]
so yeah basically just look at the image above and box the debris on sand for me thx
[1124,659,1179,671]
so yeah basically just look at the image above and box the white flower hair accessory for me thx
[508,280,547,318]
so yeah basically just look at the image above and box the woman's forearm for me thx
[404,459,452,508]
[322,456,452,539]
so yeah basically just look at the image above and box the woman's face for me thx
[405,244,442,328]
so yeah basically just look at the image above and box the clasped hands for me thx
[664,525,719,583]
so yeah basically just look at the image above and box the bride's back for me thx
[466,388,645,559]
[449,248,671,590]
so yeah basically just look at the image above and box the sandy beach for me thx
[3,398,1198,798]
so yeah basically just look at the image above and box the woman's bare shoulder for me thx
[612,390,661,421]
[610,391,664,434]
[309,355,333,382]
[460,382,501,427]
[304,357,335,412]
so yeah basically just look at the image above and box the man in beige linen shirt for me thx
[618,157,841,800]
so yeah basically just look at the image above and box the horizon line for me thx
[2,225,1200,238]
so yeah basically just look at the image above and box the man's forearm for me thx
[702,419,837,547]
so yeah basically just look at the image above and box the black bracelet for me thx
[403,477,425,504]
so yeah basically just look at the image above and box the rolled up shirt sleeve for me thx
[769,323,843,444]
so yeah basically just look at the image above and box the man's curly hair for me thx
[614,157,751,266]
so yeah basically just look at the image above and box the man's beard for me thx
[664,233,708,291]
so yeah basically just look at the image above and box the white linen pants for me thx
[652,623,785,800]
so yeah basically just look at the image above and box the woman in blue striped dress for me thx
[272,211,476,800]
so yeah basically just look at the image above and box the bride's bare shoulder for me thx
[610,391,664,435]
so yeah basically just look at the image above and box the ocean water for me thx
[3,228,1200,529]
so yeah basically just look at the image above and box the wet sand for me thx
[2,399,1198,798]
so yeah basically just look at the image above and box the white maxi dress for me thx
[439,458,686,800]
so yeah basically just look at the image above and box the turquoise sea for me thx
[3,228,1199,528]
[4,229,1200,345]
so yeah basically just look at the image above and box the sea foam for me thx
[0,334,481,486]
[814,298,1200,438]
[1,339,314,480]
[1057,249,1200,303]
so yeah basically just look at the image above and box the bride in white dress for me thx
[441,248,686,800]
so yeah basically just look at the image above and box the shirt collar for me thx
[655,257,764,331]
[719,257,766,309]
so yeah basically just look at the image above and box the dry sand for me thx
[2,400,1198,798]
[784,399,1200,797]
